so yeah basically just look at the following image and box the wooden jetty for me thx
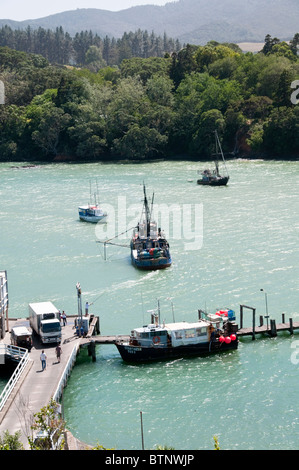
[237,305,299,340]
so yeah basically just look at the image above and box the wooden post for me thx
[270,319,277,337]
[289,318,294,335]
[259,316,264,327]
[240,305,243,329]
[140,411,145,451]
[96,316,100,334]
[282,313,285,324]
[88,340,96,361]
[252,308,256,340]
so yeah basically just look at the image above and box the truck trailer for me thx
[29,302,61,344]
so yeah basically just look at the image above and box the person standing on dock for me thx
[85,301,93,315]
[55,344,62,363]
[40,350,47,371]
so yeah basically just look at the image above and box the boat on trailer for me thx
[115,308,238,363]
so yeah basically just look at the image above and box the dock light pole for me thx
[76,282,83,329]
[260,289,269,330]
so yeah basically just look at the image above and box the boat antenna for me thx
[157,299,161,324]
[150,192,154,221]
[167,297,175,322]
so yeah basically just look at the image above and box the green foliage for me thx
[0,26,181,67]
[0,430,24,450]
[29,398,65,450]
[213,436,220,450]
[0,31,298,162]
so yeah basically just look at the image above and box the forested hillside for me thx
[0,26,181,67]
[0,33,298,162]
[0,0,298,44]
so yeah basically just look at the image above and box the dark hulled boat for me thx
[197,131,229,186]
[115,309,238,363]
[130,184,172,270]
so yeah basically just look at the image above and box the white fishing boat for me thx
[78,180,107,223]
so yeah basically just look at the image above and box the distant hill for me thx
[0,0,298,44]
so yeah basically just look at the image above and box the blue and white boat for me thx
[130,184,171,270]
[78,180,107,223]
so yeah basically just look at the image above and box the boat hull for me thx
[115,338,238,363]
[131,252,172,270]
[79,215,107,223]
[197,176,229,186]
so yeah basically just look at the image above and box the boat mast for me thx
[215,130,229,177]
[143,183,151,237]
[95,179,99,206]
[214,131,220,176]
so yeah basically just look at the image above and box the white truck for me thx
[29,302,62,344]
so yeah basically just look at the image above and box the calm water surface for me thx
[0,159,298,449]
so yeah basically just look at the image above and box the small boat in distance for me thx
[197,130,229,186]
[78,180,107,223]
[130,184,171,270]
[115,308,238,363]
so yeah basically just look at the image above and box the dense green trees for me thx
[0,26,181,67]
[0,31,298,162]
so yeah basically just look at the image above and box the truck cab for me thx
[29,302,62,344]
[11,326,32,351]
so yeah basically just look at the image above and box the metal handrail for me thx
[0,344,30,412]
[52,343,79,403]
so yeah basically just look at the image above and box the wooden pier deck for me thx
[237,307,299,339]
[238,321,299,337]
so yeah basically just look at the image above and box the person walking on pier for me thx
[55,344,62,363]
[40,350,47,371]
[61,311,67,326]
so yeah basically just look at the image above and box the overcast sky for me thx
[0,0,172,21]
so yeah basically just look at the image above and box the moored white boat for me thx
[78,180,107,223]
[78,204,107,223]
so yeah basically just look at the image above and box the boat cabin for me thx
[129,319,219,348]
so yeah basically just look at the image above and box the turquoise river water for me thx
[0,159,298,450]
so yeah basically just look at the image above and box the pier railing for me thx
[0,344,30,412]
[52,343,79,403]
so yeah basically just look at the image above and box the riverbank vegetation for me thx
[0,29,298,162]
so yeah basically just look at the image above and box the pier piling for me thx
[270,319,277,337]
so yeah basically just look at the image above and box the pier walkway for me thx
[0,314,125,449]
